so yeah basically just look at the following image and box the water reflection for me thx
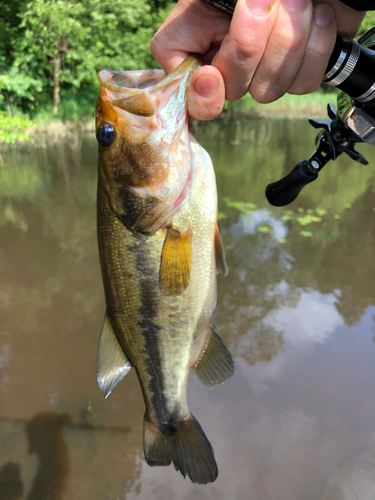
[0,462,23,500]
[1,119,375,498]
[25,413,71,500]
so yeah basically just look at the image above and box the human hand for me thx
[151,0,365,120]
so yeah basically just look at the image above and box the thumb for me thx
[188,66,225,121]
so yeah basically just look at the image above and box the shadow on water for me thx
[0,411,134,500]
[25,412,72,500]
[0,462,23,500]
[3,121,375,499]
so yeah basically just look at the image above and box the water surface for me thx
[1,118,375,499]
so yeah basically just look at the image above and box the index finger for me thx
[151,0,230,74]
[213,0,280,101]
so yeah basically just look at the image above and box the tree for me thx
[0,70,42,116]
[14,0,90,114]
[11,0,174,115]
[0,0,28,71]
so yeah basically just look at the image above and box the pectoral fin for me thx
[159,227,192,296]
[97,313,132,398]
[193,324,235,388]
[215,221,228,276]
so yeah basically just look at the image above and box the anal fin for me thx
[97,313,132,398]
[159,227,192,296]
[193,324,234,388]
[215,221,228,276]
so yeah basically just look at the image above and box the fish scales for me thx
[95,56,234,484]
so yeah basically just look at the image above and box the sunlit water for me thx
[1,117,375,499]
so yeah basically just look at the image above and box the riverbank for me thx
[223,91,337,119]
[2,90,339,144]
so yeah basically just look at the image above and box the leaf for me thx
[315,208,327,216]
[296,214,315,226]
[299,230,313,237]
[257,225,272,234]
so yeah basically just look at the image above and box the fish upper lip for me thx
[98,56,201,95]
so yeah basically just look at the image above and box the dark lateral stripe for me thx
[133,233,170,423]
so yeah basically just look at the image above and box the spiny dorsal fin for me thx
[97,313,132,398]
[215,221,228,276]
[159,227,192,296]
[193,324,235,388]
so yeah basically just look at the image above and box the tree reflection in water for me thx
[1,120,375,498]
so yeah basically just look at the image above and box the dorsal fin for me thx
[97,313,132,398]
[215,221,228,276]
[193,324,234,388]
[159,227,192,296]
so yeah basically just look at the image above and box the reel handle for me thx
[265,161,318,207]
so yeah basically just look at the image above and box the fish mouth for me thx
[97,56,201,117]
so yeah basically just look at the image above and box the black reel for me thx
[266,27,375,207]
[265,104,368,207]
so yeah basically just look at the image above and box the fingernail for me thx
[282,0,308,13]
[194,74,218,98]
[314,4,333,28]
[247,0,275,16]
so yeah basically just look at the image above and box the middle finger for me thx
[249,0,314,102]
[212,0,281,101]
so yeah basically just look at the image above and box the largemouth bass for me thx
[95,56,234,484]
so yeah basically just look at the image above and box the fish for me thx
[95,55,234,484]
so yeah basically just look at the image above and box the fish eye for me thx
[96,123,116,146]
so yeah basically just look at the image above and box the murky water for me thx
[1,117,375,500]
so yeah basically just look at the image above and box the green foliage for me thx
[14,0,90,83]
[0,0,27,70]
[1,0,174,116]
[357,11,375,39]
[31,86,98,122]
[0,70,42,115]
[0,111,33,144]
[14,0,175,85]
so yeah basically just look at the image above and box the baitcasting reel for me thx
[266,27,375,207]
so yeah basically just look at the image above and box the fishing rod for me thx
[201,0,375,206]
[265,27,375,206]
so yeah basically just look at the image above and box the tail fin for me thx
[143,414,218,484]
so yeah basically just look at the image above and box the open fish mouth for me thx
[98,69,165,93]
[97,56,200,117]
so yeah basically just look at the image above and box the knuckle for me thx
[188,95,223,122]
[193,106,222,121]
[274,36,302,58]
[226,87,247,102]
[250,86,284,104]
[289,80,319,95]
[150,34,165,59]
[150,37,158,57]
[305,42,330,65]
[272,25,306,58]
[229,35,262,62]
